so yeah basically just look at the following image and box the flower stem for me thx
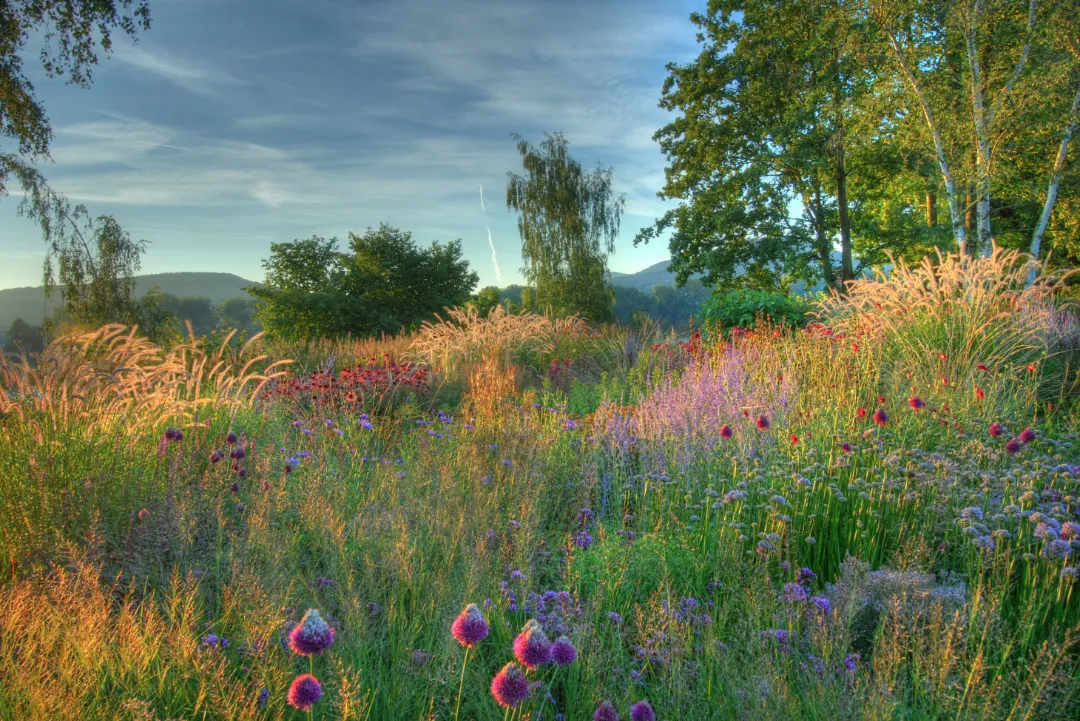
[454,646,470,721]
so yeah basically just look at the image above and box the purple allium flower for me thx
[550,636,577,666]
[720,424,733,439]
[209,449,225,464]
[226,431,239,445]
[840,442,852,453]
[908,396,925,411]
[230,482,240,493]
[513,620,552,670]
[754,414,770,431]
[288,609,335,656]
[988,422,1004,438]
[237,467,247,478]
[1005,438,1022,455]
[872,408,888,426]
[164,428,180,442]
[286,674,323,711]
[490,662,530,708]
[451,603,490,648]
[1019,427,1036,444]
[630,700,656,721]
[594,700,620,721]
[230,448,246,460]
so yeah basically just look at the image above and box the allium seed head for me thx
[286,674,323,712]
[630,700,656,721]
[451,603,489,648]
[550,636,577,666]
[288,609,335,656]
[594,700,620,721]
[490,662,530,708]
[512,620,552,669]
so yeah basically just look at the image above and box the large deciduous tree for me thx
[249,225,478,342]
[505,132,625,322]
[1,1,152,258]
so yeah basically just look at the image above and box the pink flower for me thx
[512,620,552,670]
[719,424,733,440]
[287,674,323,711]
[988,422,1003,438]
[450,604,489,648]
[490,662,530,708]
[754,414,770,431]
[288,609,335,656]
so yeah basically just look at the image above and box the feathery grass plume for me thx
[288,609,335,656]
[286,673,323,711]
[0,324,290,438]
[451,603,489,648]
[490,662,530,708]
[512,619,552,669]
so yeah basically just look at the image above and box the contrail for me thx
[480,183,502,284]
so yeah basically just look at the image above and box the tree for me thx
[158,294,216,337]
[249,225,479,342]
[505,132,625,322]
[467,286,503,317]
[44,205,171,340]
[215,296,259,334]
[340,224,478,335]
[4,318,44,354]
[247,236,349,341]
[1,1,152,265]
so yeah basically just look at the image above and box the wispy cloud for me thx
[112,44,248,97]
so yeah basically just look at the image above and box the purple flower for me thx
[782,583,808,603]
[872,408,888,426]
[226,431,239,445]
[1019,427,1036,444]
[844,654,861,672]
[490,662,530,708]
[287,609,335,656]
[988,422,1004,438]
[286,674,323,711]
[796,567,817,586]
[573,530,594,550]
[512,620,552,670]
[630,700,656,721]
[257,687,269,709]
[720,424,733,439]
[1005,438,1021,455]
[754,414,770,431]
[550,636,577,666]
[811,596,832,614]
[451,603,490,648]
[595,700,620,721]
[908,396,925,411]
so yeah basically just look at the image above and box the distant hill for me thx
[610,260,696,292]
[0,272,259,343]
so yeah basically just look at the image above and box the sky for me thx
[0,0,706,291]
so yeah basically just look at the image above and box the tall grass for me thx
[2,255,1080,719]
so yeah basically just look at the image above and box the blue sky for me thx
[0,0,704,291]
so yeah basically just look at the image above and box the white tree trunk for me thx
[966,0,993,256]
[1028,80,1080,286]
[881,25,967,254]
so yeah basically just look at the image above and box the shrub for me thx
[700,288,810,336]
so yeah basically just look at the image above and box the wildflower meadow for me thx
[2,247,1080,720]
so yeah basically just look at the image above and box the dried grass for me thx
[0,324,292,437]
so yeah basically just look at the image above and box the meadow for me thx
[2,246,1080,720]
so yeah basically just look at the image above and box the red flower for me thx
[908,396,925,411]
[976,364,990,373]
[790,434,798,444]
[872,408,888,426]
[975,386,985,401]
[939,352,947,362]
[876,396,886,405]
[857,407,868,419]
[1027,363,1036,374]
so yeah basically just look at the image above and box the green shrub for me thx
[700,288,809,336]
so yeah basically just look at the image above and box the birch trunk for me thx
[1028,80,1080,286]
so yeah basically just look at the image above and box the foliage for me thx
[506,132,625,322]
[157,294,217,337]
[214,295,260,335]
[701,288,811,335]
[42,206,173,342]
[3,318,43,354]
[1,1,153,269]
[249,225,478,342]
[466,286,503,318]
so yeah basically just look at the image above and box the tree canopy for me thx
[248,224,478,342]
[506,132,626,322]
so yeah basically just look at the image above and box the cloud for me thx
[112,44,248,97]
